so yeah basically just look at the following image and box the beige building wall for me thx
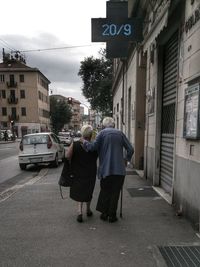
[71,100,81,131]
[113,49,146,169]
[125,50,137,146]
[18,73,39,123]
[175,0,200,163]
[113,76,123,130]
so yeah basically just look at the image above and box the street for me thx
[0,141,18,160]
[0,142,200,266]
[0,142,22,184]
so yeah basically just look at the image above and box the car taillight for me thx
[19,142,23,151]
[47,136,52,149]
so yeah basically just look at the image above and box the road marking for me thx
[0,147,14,150]
[0,168,48,203]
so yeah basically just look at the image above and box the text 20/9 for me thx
[102,24,132,36]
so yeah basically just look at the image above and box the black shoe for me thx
[77,214,83,223]
[100,213,108,221]
[108,216,118,223]
[86,211,93,217]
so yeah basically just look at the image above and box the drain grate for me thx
[127,186,159,197]
[159,246,200,267]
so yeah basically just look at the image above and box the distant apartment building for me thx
[80,106,84,118]
[67,97,81,131]
[51,95,82,131]
[88,109,102,129]
[0,51,50,138]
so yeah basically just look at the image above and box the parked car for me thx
[58,132,72,146]
[18,132,65,170]
[73,130,82,142]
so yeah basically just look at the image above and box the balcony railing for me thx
[6,81,17,88]
[9,115,19,121]
[7,96,18,104]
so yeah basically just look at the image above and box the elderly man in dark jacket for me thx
[83,117,134,223]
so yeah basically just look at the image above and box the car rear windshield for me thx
[58,132,70,137]
[23,135,48,145]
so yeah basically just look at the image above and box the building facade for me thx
[68,97,82,131]
[112,0,200,229]
[88,109,102,129]
[0,52,50,138]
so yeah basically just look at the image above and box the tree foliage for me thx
[78,50,113,116]
[50,96,72,134]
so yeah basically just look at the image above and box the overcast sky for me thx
[0,0,107,113]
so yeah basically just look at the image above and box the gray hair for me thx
[102,117,115,128]
[81,125,93,138]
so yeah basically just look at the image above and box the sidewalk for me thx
[0,165,199,267]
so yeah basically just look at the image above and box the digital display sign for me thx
[92,18,143,42]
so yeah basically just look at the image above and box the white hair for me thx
[81,125,93,138]
[102,117,115,128]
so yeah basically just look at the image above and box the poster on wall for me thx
[183,83,200,139]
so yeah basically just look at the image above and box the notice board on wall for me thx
[183,83,200,139]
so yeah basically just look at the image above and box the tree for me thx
[78,50,113,116]
[50,96,72,134]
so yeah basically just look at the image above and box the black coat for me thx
[70,141,98,202]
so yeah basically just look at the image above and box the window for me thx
[19,74,24,82]
[42,109,49,118]
[44,95,48,103]
[22,134,48,145]
[0,75,5,82]
[2,90,6,98]
[11,107,16,118]
[21,107,26,116]
[20,90,25,98]
[10,74,15,83]
[40,78,48,89]
[10,90,15,98]
[38,91,42,100]
[2,107,7,116]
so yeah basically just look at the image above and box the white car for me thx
[18,132,65,170]
[58,132,72,146]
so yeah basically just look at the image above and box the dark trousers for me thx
[96,175,125,216]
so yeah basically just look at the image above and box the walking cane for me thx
[120,186,123,218]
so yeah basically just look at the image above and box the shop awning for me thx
[143,1,171,52]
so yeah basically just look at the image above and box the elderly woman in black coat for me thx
[66,125,98,223]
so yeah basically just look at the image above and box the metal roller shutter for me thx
[160,32,178,193]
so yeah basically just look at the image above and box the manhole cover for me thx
[127,186,159,197]
[159,246,200,267]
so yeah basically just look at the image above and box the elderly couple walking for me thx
[66,117,134,223]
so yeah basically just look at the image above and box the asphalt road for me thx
[0,141,44,192]
[0,141,19,160]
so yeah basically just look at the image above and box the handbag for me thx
[58,158,74,199]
